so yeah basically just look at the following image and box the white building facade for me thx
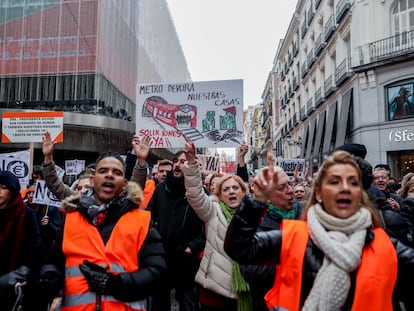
[274,0,414,178]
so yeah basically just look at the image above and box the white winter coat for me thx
[183,161,238,300]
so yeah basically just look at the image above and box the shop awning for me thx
[312,110,326,158]
[322,101,337,154]
[335,88,353,148]
[305,119,316,159]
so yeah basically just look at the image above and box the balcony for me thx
[335,58,352,87]
[307,97,315,113]
[301,61,309,78]
[324,15,336,42]
[315,33,326,56]
[307,48,315,69]
[261,111,269,127]
[353,29,414,68]
[301,19,308,39]
[307,9,315,26]
[293,42,299,57]
[281,95,286,109]
[288,118,293,130]
[293,113,299,125]
[300,106,308,121]
[324,75,336,97]
[289,84,294,98]
[293,76,299,91]
[288,53,293,66]
[314,87,325,107]
[336,0,351,24]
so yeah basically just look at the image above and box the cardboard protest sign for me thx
[197,154,220,174]
[0,150,30,190]
[136,79,243,148]
[2,111,63,143]
[278,158,306,179]
[32,180,61,208]
[65,159,85,176]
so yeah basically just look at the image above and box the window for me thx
[386,81,414,121]
[392,0,414,47]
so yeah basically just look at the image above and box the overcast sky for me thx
[165,0,297,109]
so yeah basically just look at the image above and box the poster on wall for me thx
[387,83,414,121]
[136,79,243,148]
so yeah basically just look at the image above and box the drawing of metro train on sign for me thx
[142,96,204,141]
[143,96,197,127]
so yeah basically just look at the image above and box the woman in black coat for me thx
[0,171,41,310]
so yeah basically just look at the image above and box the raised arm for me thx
[41,131,74,201]
[130,135,151,190]
[224,153,282,264]
[236,143,249,182]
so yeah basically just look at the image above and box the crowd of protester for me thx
[1,134,414,311]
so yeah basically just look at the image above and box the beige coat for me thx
[183,161,237,300]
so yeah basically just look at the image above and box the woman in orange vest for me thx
[225,151,414,311]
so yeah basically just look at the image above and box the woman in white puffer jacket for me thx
[182,137,252,311]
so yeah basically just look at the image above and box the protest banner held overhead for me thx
[136,79,243,148]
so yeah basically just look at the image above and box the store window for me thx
[386,81,414,121]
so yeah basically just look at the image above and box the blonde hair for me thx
[213,174,248,197]
[398,175,414,198]
[302,150,382,227]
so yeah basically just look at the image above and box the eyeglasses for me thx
[374,175,388,180]
[276,182,293,192]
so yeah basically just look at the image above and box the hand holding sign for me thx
[183,135,196,165]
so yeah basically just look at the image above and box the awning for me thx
[335,88,353,148]
[305,119,316,159]
[300,125,309,158]
[312,110,326,158]
[322,101,337,154]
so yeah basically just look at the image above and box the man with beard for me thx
[147,150,206,311]
[38,150,166,311]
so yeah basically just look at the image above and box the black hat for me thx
[334,144,367,159]
[0,171,20,192]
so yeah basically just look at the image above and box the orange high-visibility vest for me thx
[265,220,397,311]
[142,179,156,208]
[61,208,151,311]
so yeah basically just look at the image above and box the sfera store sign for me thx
[388,129,414,142]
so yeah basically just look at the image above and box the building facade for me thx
[0,0,190,164]
[274,0,414,179]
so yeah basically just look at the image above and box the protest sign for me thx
[136,79,243,148]
[2,111,63,143]
[32,180,61,208]
[278,158,306,179]
[0,150,30,189]
[197,154,220,174]
[65,159,85,176]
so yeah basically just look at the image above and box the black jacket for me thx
[239,201,305,311]
[42,190,166,302]
[147,171,205,285]
[224,196,414,310]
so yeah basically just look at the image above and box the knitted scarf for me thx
[303,203,372,311]
[267,202,298,221]
[220,201,253,311]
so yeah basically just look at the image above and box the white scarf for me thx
[302,203,372,311]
